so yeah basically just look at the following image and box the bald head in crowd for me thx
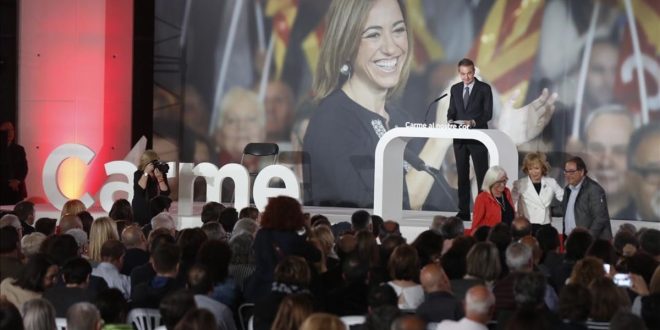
[420,263,451,294]
[121,225,147,250]
[67,302,102,330]
[59,214,83,234]
[464,285,495,324]
[391,315,426,330]
[511,216,532,240]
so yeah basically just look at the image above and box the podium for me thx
[374,127,518,221]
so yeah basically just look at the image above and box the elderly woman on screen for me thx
[470,166,514,234]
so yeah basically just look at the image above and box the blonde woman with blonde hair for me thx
[60,199,86,219]
[132,149,170,225]
[300,313,346,330]
[88,217,119,263]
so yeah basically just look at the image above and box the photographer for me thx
[132,150,170,225]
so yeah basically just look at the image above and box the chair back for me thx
[241,143,279,168]
[127,308,163,330]
[340,315,366,328]
[55,317,67,330]
[238,303,255,330]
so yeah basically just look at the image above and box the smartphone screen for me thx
[613,273,632,288]
[603,264,611,274]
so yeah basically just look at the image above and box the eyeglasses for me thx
[494,178,508,185]
[563,169,580,174]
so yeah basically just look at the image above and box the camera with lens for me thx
[151,160,170,175]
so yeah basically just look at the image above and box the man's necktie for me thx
[463,86,469,109]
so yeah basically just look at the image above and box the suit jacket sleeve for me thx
[447,85,457,122]
[586,182,610,238]
[475,83,493,128]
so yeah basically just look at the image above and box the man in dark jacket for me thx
[0,121,28,205]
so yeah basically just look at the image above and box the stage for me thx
[13,202,659,242]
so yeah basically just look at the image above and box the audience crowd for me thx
[1,193,659,330]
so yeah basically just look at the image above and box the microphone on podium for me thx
[423,93,448,124]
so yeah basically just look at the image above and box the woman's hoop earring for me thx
[340,63,351,77]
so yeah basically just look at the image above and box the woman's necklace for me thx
[494,195,505,210]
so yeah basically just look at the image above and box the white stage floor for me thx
[12,202,658,242]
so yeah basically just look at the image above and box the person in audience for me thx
[363,305,401,330]
[0,214,22,239]
[560,156,612,240]
[60,199,86,220]
[132,149,171,226]
[21,232,46,258]
[66,228,89,258]
[176,228,207,281]
[586,277,631,329]
[59,214,83,234]
[410,230,443,267]
[0,227,23,282]
[93,288,131,330]
[22,298,56,330]
[186,264,236,330]
[131,242,183,308]
[387,244,424,310]
[558,283,591,330]
[299,313,346,330]
[150,212,177,238]
[13,201,35,235]
[43,257,96,317]
[67,302,102,330]
[200,201,225,224]
[370,215,384,238]
[218,207,238,237]
[640,229,660,262]
[416,263,463,323]
[613,230,638,258]
[511,152,564,232]
[487,223,512,277]
[326,255,370,316]
[471,166,514,234]
[0,253,59,310]
[472,226,490,242]
[108,199,134,223]
[120,224,149,276]
[0,298,23,330]
[351,210,372,233]
[91,239,130,300]
[436,285,495,330]
[310,214,331,228]
[641,293,660,330]
[76,211,93,237]
[271,293,315,330]
[231,218,258,239]
[610,311,648,330]
[34,218,56,236]
[585,239,617,267]
[510,216,532,241]
[246,196,320,302]
[130,228,175,288]
[174,308,217,330]
[228,232,256,292]
[160,290,196,330]
[149,196,173,222]
[550,228,593,292]
[512,272,560,326]
[88,217,119,264]
[238,206,259,221]
[441,236,476,280]
[536,225,563,276]
[196,239,236,309]
[430,215,448,234]
[200,221,226,241]
[452,242,500,301]
[391,314,425,330]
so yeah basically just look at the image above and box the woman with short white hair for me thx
[470,166,514,234]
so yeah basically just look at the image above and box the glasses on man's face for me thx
[564,169,579,174]
[632,166,660,186]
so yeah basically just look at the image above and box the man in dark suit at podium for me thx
[447,58,492,221]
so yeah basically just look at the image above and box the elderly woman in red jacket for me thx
[471,166,514,234]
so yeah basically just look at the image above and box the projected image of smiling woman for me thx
[304,0,427,208]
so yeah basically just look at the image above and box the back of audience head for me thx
[160,290,196,330]
[589,277,631,322]
[510,216,531,240]
[391,314,425,330]
[200,221,226,241]
[260,196,304,231]
[0,226,19,256]
[0,214,21,238]
[62,257,92,286]
[15,254,59,292]
[368,283,398,310]
[300,313,346,330]
[151,212,176,234]
[535,225,559,255]
[565,228,593,261]
[642,293,660,329]
[370,215,384,237]
[614,229,639,257]
[100,239,125,267]
[34,218,56,236]
[342,254,369,284]
[513,271,546,309]
[229,233,255,265]
[356,230,380,267]
[272,293,315,330]
[388,244,419,281]
[363,305,401,330]
[60,199,86,220]
[351,209,372,232]
[419,263,450,293]
[148,227,176,252]
[430,215,447,234]
[569,256,605,288]
[76,211,93,236]
[200,201,224,224]
[559,283,591,323]
[472,225,490,242]
[310,214,331,228]
[41,233,79,266]
[174,308,216,330]
[238,206,259,221]
[152,242,180,276]
[505,307,552,330]
[89,217,119,262]
[13,201,35,226]
[108,198,133,223]
[626,252,659,285]
[218,207,238,233]
[94,288,127,326]
[640,229,660,260]
[22,298,56,330]
[196,239,231,283]
[67,302,102,330]
[21,232,46,258]
[177,228,207,264]
[380,234,406,263]
[0,298,23,330]
[441,236,476,279]
[186,264,213,295]
[149,195,172,218]
[121,224,146,249]
[466,241,501,282]
[464,285,495,324]
[66,228,88,256]
[274,256,311,287]
[336,233,357,258]
[610,310,647,330]
[231,218,258,239]
[488,223,512,252]
[441,216,465,239]
[518,236,542,266]
[505,242,533,272]
[379,220,401,241]
[586,239,617,265]
[410,230,443,266]
[311,225,335,256]
[59,214,82,234]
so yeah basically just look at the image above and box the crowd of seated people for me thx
[1,193,660,329]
